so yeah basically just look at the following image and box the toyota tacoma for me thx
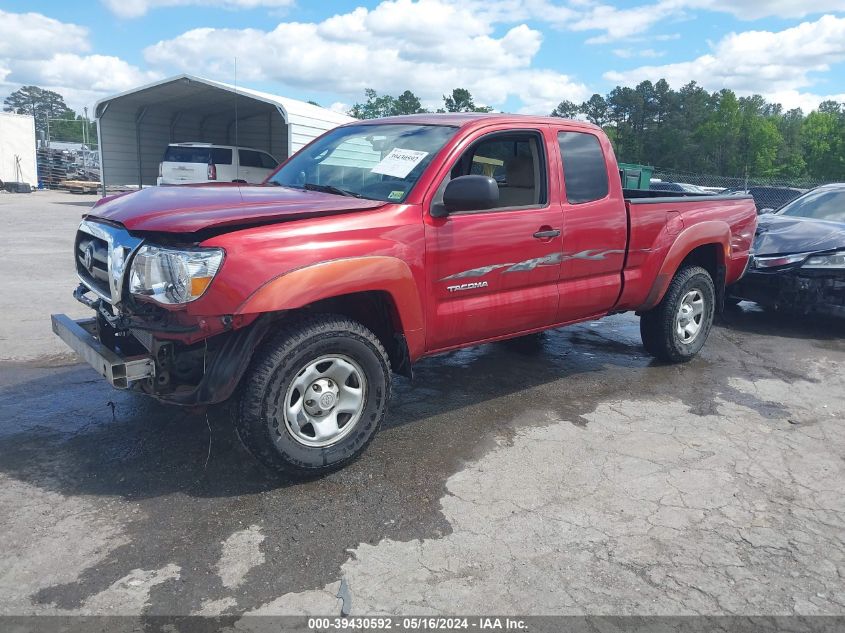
[53,114,758,475]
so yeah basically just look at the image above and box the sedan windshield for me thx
[267,123,458,202]
[779,189,845,223]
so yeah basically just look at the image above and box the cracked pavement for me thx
[0,191,843,618]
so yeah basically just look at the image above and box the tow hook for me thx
[73,284,99,309]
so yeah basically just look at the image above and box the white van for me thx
[157,143,280,185]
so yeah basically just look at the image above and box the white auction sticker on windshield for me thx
[371,148,428,178]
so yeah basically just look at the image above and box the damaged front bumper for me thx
[730,268,845,318]
[51,308,273,406]
[51,314,156,389]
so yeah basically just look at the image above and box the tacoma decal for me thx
[441,249,626,282]
[446,281,489,292]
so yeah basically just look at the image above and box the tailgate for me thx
[161,161,207,183]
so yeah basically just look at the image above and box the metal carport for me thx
[95,74,355,190]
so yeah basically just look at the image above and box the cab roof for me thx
[348,112,603,133]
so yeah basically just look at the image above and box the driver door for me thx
[423,127,563,351]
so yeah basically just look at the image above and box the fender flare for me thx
[641,220,731,310]
[235,256,426,357]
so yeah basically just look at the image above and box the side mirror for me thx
[759,207,775,215]
[438,175,499,215]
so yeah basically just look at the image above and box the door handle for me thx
[533,228,561,239]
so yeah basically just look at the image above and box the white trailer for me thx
[0,112,37,190]
[95,74,356,191]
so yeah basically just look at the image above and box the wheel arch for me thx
[235,256,425,375]
[641,221,730,311]
[293,290,413,378]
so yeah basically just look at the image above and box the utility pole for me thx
[83,107,89,176]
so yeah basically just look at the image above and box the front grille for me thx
[74,220,143,305]
[76,231,110,299]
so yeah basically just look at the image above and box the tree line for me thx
[7,81,844,181]
[351,81,845,182]
[3,85,97,147]
[348,87,493,119]
[551,79,845,182]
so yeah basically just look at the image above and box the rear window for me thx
[212,148,233,165]
[163,146,232,165]
[238,150,278,169]
[558,131,609,204]
[259,152,278,169]
[239,149,259,168]
[237,150,264,168]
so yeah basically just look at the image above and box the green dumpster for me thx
[618,162,654,190]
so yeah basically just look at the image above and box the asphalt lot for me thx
[0,190,844,618]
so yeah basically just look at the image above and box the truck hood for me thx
[85,184,386,234]
[754,213,845,256]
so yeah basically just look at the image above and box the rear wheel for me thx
[640,265,715,363]
[233,315,391,477]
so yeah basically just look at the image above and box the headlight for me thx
[753,253,809,269]
[128,245,224,305]
[802,251,845,269]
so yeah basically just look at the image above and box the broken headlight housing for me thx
[128,245,224,305]
[802,251,845,269]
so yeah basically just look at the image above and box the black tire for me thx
[233,314,391,477]
[640,265,716,363]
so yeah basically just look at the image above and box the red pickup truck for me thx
[53,114,757,475]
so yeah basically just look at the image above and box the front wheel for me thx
[233,315,391,477]
[640,265,716,363]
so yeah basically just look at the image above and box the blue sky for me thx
[2,0,844,116]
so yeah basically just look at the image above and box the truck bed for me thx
[623,189,748,203]
[614,191,757,312]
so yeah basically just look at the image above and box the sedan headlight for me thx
[128,245,224,305]
[802,251,845,269]
[753,253,809,269]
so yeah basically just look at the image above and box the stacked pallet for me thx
[60,180,101,194]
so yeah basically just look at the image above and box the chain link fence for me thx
[649,167,832,211]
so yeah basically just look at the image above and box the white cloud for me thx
[604,14,845,111]
[144,0,589,113]
[328,101,351,114]
[569,1,683,44]
[0,10,89,59]
[0,10,159,112]
[140,0,843,111]
[689,0,845,20]
[764,89,845,113]
[100,0,295,19]
[14,54,159,95]
[613,47,665,58]
[478,0,845,45]
[448,0,673,44]
[5,0,845,117]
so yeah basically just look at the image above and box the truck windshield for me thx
[267,123,457,202]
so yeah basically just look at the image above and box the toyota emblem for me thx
[83,243,95,274]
